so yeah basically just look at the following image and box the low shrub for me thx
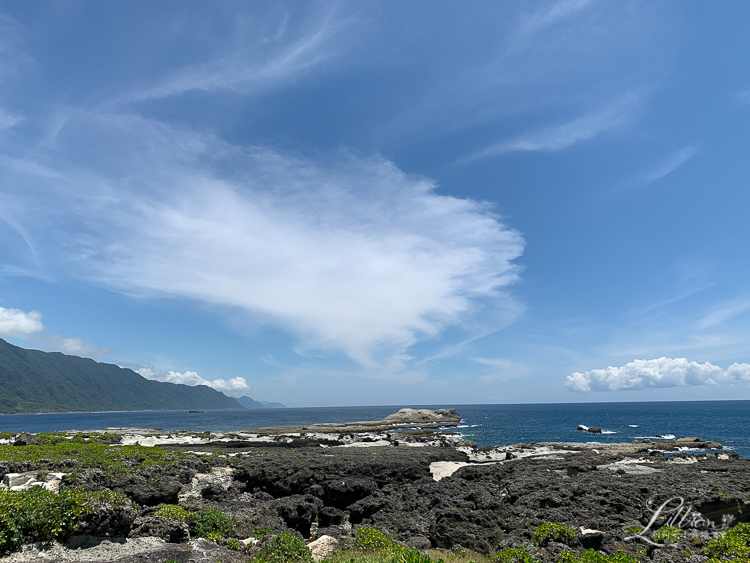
[354,527,395,553]
[559,549,639,562]
[255,532,313,563]
[155,504,194,523]
[251,527,277,539]
[704,522,750,561]
[392,547,436,563]
[653,526,681,544]
[494,546,533,563]
[0,487,130,552]
[191,507,235,539]
[532,523,577,546]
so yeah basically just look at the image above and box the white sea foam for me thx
[635,434,675,440]
[601,430,617,434]
[578,424,589,430]
[628,424,638,427]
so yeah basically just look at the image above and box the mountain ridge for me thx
[0,338,243,414]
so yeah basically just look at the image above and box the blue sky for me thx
[2,1,750,407]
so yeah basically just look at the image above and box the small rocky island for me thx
[0,408,748,562]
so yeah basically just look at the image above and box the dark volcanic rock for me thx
[129,516,190,543]
[12,432,41,446]
[76,502,138,537]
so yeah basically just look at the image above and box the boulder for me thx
[129,516,190,543]
[382,409,461,424]
[587,428,602,434]
[308,535,339,562]
[12,432,41,446]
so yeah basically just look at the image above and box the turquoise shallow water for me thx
[1,400,748,458]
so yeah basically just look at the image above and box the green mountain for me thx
[0,338,243,414]
[235,396,287,409]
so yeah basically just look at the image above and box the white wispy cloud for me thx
[698,297,750,329]
[25,333,113,358]
[739,89,750,103]
[136,365,252,397]
[474,357,532,383]
[120,7,350,103]
[0,306,44,336]
[640,146,697,184]
[0,109,22,130]
[457,92,641,164]
[1,111,525,369]
[566,357,750,392]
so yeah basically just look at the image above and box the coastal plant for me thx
[531,523,577,546]
[704,522,750,560]
[254,532,313,563]
[155,504,194,523]
[226,538,241,551]
[191,507,236,539]
[0,432,13,440]
[354,527,396,553]
[0,486,130,552]
[493,546,533,563]
[391,547,435,563]
[653,526,681,544]
[558,550,639,563]
[251,527,277,539]
[0,441,185,476]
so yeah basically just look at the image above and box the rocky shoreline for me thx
[1,408,749,562]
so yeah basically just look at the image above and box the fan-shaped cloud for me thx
[566,357,750,392]
[3,112,525,367]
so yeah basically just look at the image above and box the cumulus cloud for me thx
[0,306,44,336]
[25,333,113,358]
[566,357,750,392]
[4,112,524,367]
[136,365,252,397]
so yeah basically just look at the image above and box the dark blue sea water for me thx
[1,401,748,458]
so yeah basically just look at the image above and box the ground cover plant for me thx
[0,487,130,551]
[155,504,235,540]
[704,522,750,561]
[0,440,185,476]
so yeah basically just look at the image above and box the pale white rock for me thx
[178,467,236,503]
[308,535,340,562]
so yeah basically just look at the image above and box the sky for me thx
[1,1,750,407]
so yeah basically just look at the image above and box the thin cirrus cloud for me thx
[2,111,525,369]
[640,146,697,184]
[565,357,750,392]
[119,7,351,103]
[457,92,641,164]
[0,305,44,336]
[135,365,252,397]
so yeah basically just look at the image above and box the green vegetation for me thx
[0,432,13,440]
[354,527,396,553]
[0,487,129,552]
[704,522,750,561]
[559,550,640,563]
[653,526,682,544]
[532,523,577,546]
[251,527,277,539]
[154,504,235,540]
[255,532,314,563]
[494,546,533,563]
[154,504,193,523]
[0,337,242,414]
[0,441,185,476]
[192,507,236,539]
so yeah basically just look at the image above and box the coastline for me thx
[1,408,749,562]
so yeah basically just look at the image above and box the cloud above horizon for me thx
[1,112,525,368]
[566,357,750,392]
[0,305,44,336]
[136,365,252,397]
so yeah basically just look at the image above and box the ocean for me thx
[1,400,748,458]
